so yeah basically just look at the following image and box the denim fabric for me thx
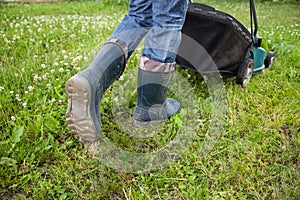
[110,0,188,63]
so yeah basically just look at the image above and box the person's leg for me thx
[143,0,188,63]
[66,0,153,142]
[110,0,152,58]
[133,0,188,126]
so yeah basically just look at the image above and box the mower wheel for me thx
[264,51,275,68]
[236,59,254,88]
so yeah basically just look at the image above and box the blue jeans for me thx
[110,0,188,63]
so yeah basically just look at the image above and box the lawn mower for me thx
[176,0,275,87]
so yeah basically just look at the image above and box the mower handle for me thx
[250,0,258,37]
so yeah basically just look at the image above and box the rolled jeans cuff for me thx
[139,56,176,73]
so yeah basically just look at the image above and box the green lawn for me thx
[0,0,299,199]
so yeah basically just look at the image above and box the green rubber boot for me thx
[133,56,181,127]
[66,40,127,142]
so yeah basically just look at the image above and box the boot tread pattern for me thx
[65,75,97,142]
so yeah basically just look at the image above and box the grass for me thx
[0,0,299,199]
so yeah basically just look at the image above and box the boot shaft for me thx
[79,40,128,91]
[133,56,180,125]
[136,56,176,108]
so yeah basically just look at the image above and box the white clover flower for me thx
[33,74,39,80]
[62,50,67,54]
[28,86,34,91]
[119,76,124,81]
[0,86,4,91]
[11,116,16,121]
[54,62,59,66]
[41,64,46,68]
[25,91,28,94]
[42,74,48,80]
[10,91,14,94]
[72,57,78,63]
[59,68,64,72]
[22,102,27,107]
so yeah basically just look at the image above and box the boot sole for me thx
[132,118,166,127]
[132,98,181,128]
[65,75,98,142]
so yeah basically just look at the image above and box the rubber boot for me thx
[133,56,181,127]
[66,39,127,142]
